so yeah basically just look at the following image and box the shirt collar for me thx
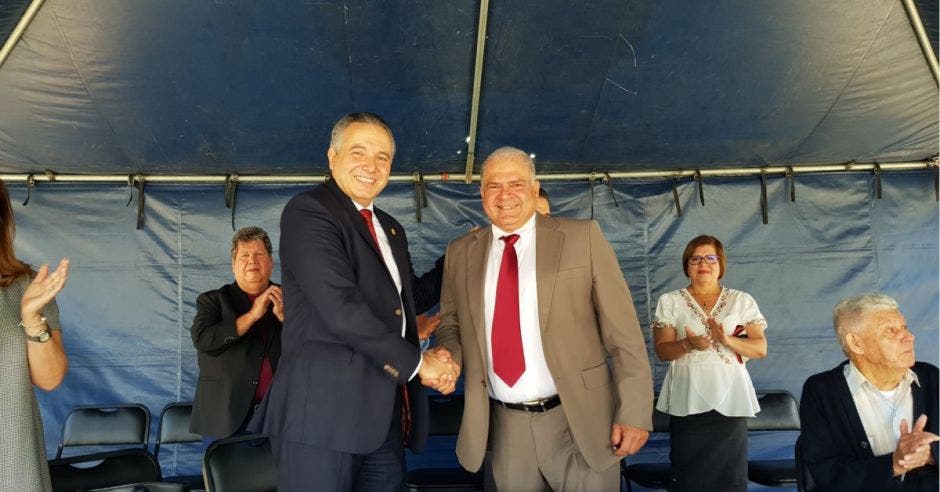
[845,361,920,394]
[352,199,374,213]
[491,213,537,240]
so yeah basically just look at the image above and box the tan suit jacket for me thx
[436,213,653,472]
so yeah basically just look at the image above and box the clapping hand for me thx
[417,312,442,341]
[893,415,940,475]
[419,347,460,394]
[683,325,711,351]
[705,317,727,345]
[249,285,283,322]
[21,258,69,324]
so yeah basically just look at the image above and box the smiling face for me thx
[481,155,540,233]
[686,244,722,287]
[852,310,916,371]
[232,239,273,294]
[328,122,394,207]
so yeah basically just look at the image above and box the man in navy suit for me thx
[261,112,456,491]
[800,293,938,492]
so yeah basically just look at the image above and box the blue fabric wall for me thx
[14,171,937,476]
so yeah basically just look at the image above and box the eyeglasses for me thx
[688,255,719,265]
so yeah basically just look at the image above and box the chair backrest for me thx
[427,395,465,436]
[795,434,818,492]
[748,391,800,431]
[57,404,151,458]
[48,448,161,492]
[202,434,277,492]
[154,402,200,457]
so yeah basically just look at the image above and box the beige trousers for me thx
[488,402,619,491]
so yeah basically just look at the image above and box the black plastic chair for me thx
[621,408,671,492]
[56,403,151,458]
[747,391,801,487]
[202,434,277,492]
[48,448,162,492]
[154,402,203,489]
[404,395,483,492]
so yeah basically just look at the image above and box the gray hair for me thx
[231,226,272,258]
[480,146,536,182]
[329,112,396,155]
[833,293,900,356]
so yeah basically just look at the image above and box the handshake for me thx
[417,347,460,395]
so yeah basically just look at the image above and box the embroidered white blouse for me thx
[652,287,767,417]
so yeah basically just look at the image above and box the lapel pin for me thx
[390,228,397,236]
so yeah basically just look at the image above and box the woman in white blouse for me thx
[652,235,768,492]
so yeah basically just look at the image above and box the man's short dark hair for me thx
[231,226,272,258]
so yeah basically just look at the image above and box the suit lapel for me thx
[325,178,382,256]
[467,227,490,360]
[535,214,563,335]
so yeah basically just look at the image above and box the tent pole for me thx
[463,0,491,184]
[901,0,939,84]
[0,0,47,70]
[0,161,932,185]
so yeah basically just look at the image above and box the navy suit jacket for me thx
[261,178,441,454]
[800,360,938,492]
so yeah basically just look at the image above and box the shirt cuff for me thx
[409,353,422,381]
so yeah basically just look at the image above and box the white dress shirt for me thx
[354,201,420,379]
[844,361,918,457]
[484,214,558,403]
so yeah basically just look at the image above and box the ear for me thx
[845,332,865,355]
[327,148,337,170]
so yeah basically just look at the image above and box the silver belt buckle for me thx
[522,397,546,412]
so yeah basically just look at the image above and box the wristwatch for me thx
[26,330,51,343]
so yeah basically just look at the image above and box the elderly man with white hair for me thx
[799,293,938,492]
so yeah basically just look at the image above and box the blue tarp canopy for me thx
[0,0,937,482]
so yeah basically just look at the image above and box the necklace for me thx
[688,286,721,310]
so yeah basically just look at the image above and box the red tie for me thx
[359,209,380,249]
[359,208,411,442]
[492,234,525,387]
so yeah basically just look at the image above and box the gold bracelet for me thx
[19,316,47,330]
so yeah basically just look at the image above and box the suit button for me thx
[860,441,869,449]
[252,379,259,385]
[394,308,402,316]
[481,380,486,387]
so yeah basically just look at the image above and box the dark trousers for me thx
[276,390,405,492]
[668,410,748,492]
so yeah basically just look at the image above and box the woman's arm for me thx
[22,259,70,390]
[708,319,767,359]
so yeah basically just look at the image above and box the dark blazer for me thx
[261,178,441,455]
[190,282,282,438]
[800,360,938,492]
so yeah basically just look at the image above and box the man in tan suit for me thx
[434,146,654,490]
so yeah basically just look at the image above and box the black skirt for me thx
[668,410,748,492]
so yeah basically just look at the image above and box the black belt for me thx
[492,395,561,413]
